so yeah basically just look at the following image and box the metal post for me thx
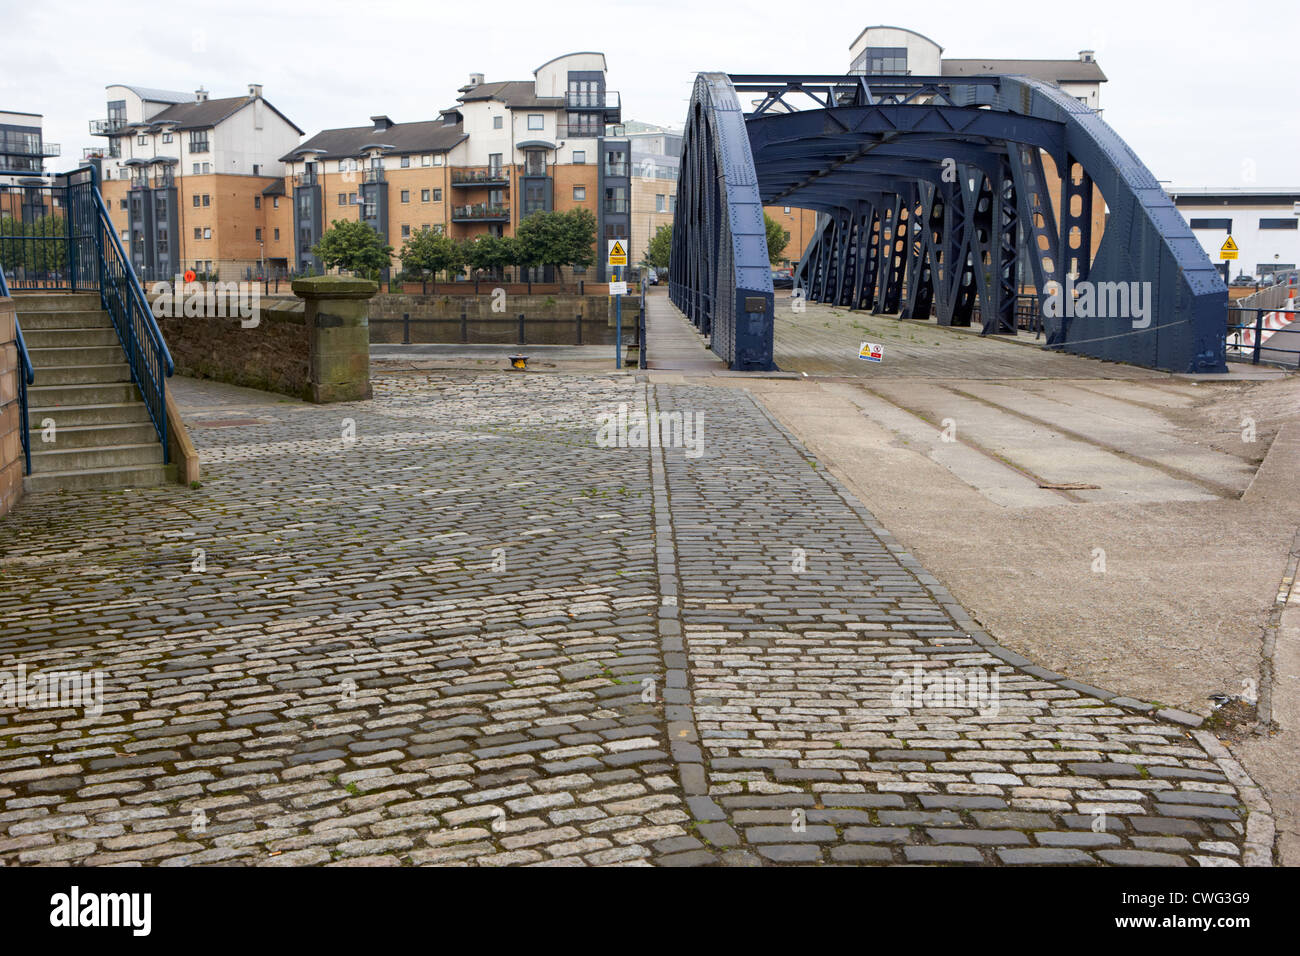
[518,312,525,345]
[1252,310,1263,365]
[460,309,468,343]
[614,265,622,369]
[576,313,583,345]
[402,312,410,345]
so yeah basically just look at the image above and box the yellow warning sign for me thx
[607,240,627,266]
[1220,236,1239,260]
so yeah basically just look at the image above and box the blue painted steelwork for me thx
[0,263,35,475]
[669,74,774,371]
[2,166,175,461]
[672,73,1227,373]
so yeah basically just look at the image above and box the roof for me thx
[281,119,466,162]
[130,95,305,135]
[261,179,285,196]
[457,80,563,110]
[849,25,944,53]
[110,85,191,104]
[1167,186,1300,204]
[942,58,1107,83]
[533,51,607,74]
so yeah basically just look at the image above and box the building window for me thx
[162,133,173,144]
[1260,218,1298,229]
[784,206,791,214]
[573,186,586,201]
[604,224,628,239]
[488,153,503,176]
[138,135,147,145]
[421,189,430,202]
[401,190,410,203]
[193,195,201,207]
[656,194,665,212]
[669,196,676,213]
[573,150,585,164]
[203,227,211,239]
[493,116,503,130]
[433,155,444,166]
[338,193,347,205]
[1189,218,1232,230]
[350,193,358,205]
[432,188,442,202]
[274,228,280,240]
[202,194,210,207]
[119,198,127,210]
[401,156,410,168]
[255,228,263,240]
[189,131,209,153]
[254,195,261,209]
[857,46,908,75]
[194,227,202,240]
[401,224,410,238]
[193,163,201,174]
[421,154,431,166]
[528,114,544,130]
[273,197,279,208]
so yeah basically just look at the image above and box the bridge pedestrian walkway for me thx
[644,291,728,373]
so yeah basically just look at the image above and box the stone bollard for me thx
[291,275,377,403]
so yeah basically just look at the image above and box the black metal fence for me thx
[1227,305,1300,368]
[0,169,100,291]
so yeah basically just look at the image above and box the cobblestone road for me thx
[0,372,1272,865]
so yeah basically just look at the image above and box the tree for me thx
[515,208,597,275]
[312,219,393,279]
[646,223,672,270]
[465,234,519,279]
[399,228,466,285]
[764,213,789,265]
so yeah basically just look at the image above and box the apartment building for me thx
[91,83,303,280]
[0,111,59,176]
[627,122,679,268]
[285,52,629,280]
[1168,187,1300,281]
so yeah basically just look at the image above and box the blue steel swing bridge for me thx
[668,71,1229,374]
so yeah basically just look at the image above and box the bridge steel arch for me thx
[671,72,1228,374]
[669,74,776,371]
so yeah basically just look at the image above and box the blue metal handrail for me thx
[80,166,173,461]
[0,263,35,474]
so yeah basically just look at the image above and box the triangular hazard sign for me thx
[1221,236,1238,252]
[611,241,625,256]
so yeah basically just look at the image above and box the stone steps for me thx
[16,297,171,494]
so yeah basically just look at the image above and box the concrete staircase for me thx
[17,294,168,492]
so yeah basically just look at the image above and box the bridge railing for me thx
[1227,305,1300,367]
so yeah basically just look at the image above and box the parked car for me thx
[770,269,793,289]
[1231,274,1257,287]
[646,269,660,286]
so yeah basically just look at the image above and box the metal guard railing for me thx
[1227,305,1300,368]
[86,171,174,461]
[0,263,35,474]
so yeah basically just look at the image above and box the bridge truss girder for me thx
[671,72,1227,373]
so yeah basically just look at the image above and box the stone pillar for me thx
[292,276,378,403]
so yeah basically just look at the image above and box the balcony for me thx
[565,90,621,120]
[604,199,630,214]
[83,148,106,161]
[556,123,605,140]
[451,203,510,222]
[451,167,510,187]
[603,161,628,178]
[89,118,127,136]
[1,140,61,158]
[363,168,385,184]
[293,171,318,187]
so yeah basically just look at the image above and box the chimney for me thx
[195,87,209,102]
[1078,50,1095,62]
[248,83,263,98]
[468,72,484,88]
[371,115,393,131]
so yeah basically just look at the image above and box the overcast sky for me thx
[7,0,1297,188]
